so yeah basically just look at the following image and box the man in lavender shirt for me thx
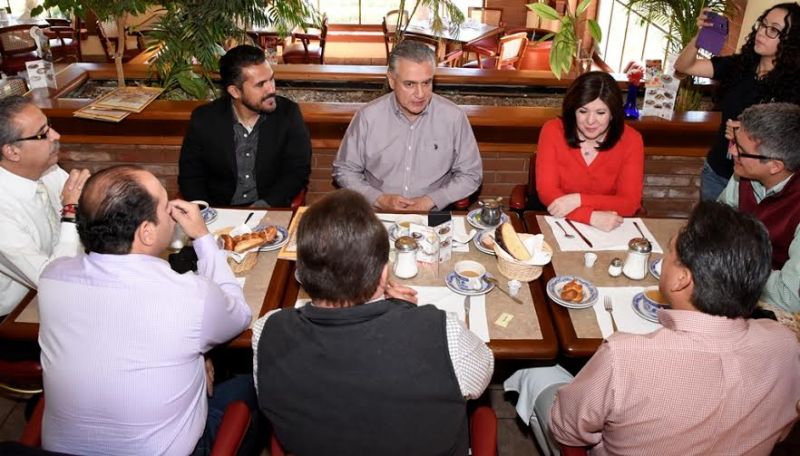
[333,40,482,211]
[38,165,254,456]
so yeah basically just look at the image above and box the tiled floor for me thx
[0,393,28,442]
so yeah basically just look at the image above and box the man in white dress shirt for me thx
[0,96,89,359]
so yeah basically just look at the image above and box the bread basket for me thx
[494,234,552,282]
[228,251,258,276]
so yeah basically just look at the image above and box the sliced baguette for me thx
[495,222,532,261]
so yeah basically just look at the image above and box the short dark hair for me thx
[561,71,624,150]
[296,189,389,306]
[0,95,32,154]
[676,201,771,318]
[219,44,267,92]
[77,165,159,255]
[739,103,800,171]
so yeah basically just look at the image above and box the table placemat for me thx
[295,244,543,341]
[16,210,292,328]
[537,215,685,339]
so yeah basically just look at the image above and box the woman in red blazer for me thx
[535,71,644,231]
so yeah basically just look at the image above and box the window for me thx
[314,0,483,25]
[596,0,671,72]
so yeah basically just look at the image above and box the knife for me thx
[463,295,471,330]
[566,219,593,248]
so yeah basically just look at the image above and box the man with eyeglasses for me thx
[0,96,90,325]
[719,102,800,313]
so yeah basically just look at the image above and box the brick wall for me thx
[58,141,703,218]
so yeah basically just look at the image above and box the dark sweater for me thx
[257,299,469,456]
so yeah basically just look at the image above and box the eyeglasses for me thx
[731,127,782,161]
[755,20,784,39]
[13,121,52,142]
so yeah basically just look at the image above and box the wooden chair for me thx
[44,18,81,62]
[269,406,498,456]
[18,396,252,456]
[0,24,40,75]
[0,359,42,395]
[463,32,528,70]
[282,16,328,64]
[96,20,142,63]
[462,7,505,63]
[381,9,410,60]
[400,34,463,68]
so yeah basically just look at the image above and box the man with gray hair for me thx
[719,102,800,312]
[333,40,482,211]
[0,95,89,320]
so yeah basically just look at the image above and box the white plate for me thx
[632,292,660,323]
[258,226,289,252]
[649,258,662,279]
[466,209,509,230]
[545,275,598,309]
[202,207,218,225]
[473,230,496,256]
[445,271,495,296]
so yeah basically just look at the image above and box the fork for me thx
[604,296,619,333]
[554,221,575,239]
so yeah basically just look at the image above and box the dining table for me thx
[388,20,503,46]
[523,211,688,358]
[276,210,558,361]
[0,207,298,349]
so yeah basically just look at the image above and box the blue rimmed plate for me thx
[201,207,218,225]
[649,258,662,280]
[632,292,660,323]
[545,276,598,309]
[445,271,495,296]
[473,229,496,256]
[466,209,509,230]
[258,226,289,252]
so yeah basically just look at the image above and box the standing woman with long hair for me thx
[675,3,800,201]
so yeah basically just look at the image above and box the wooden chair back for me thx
[382,9,409,60]
[496,32,529,69]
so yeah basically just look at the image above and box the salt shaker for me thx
[622,238,652,280]
[393,236,419,279]
[608,258,623,277]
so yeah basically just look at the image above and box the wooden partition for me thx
[32,64,717,217]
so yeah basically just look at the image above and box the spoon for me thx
[554,221,575,239]
[485,277,523,304]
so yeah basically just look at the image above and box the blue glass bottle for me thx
[623,83,640,120]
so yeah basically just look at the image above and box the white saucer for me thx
[632,292,660,323]
[545,275,598,309]
[473,230,496,256]
[258,226,289,252]
[466,209,509,230]
[445,271,495,296]
[202,207,218,225]
[649,258,662,279]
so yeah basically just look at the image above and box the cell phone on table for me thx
[697,11,728,56]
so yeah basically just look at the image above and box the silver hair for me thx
[387,39,436,74]
[740,103,800,172]
[0,95,32,155]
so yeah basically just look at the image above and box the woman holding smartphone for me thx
[674,3,800,201]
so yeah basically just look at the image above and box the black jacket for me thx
[178,96,311,207]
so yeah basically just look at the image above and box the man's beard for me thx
[243,94,277,114]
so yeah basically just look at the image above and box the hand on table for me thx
[404,196,435,212]
[590,211,623,232]
[547,193,581,218]
[169,199,209,239]
[61,168,91,206]
[385,280,418,304]
[375,194,415,211]
[725,119,740,141]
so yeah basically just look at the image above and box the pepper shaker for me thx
[608,258,623,277]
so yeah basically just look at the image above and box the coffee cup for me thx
[394,214,425,237]
[454,260,486,290]
[643,286,668,308]
[191,200,209,212]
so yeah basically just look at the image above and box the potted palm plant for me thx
[392,0,465,41]
[527,0,602,79]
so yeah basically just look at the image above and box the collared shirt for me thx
[230,106,264,205]
[251,304,494,400]
[38,235,251,456]
[0,165,80,316]
[719,174,800,312]
[550,309,800,456]
[333,93,482,209]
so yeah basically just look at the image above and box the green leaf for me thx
[577,0,592,16]
[30,5,43,16]
[177,71,208,100]
[527,3,561,22]
[587,19,602,43]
